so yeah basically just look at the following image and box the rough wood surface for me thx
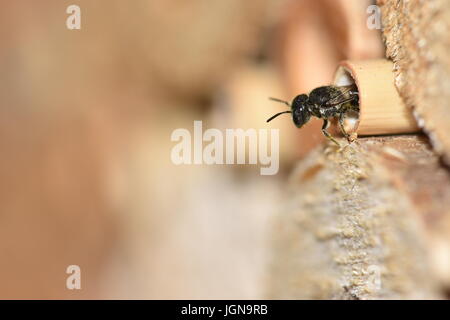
[379,0,450,162]
[268,135,450,299]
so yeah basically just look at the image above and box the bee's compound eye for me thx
[292,104,311,128]
[291,94,311,128]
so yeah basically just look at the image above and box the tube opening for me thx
[334,66,360,136]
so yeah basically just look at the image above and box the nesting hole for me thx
[334,67,360,135]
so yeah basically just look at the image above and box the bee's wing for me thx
[325,85,358,107]
[326,97,356,108]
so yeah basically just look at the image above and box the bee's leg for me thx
[322,119,340,147]
[338,112,351,142]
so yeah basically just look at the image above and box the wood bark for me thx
[268,136,450,299]
[379,0,450,162]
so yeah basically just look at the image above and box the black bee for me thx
[267,85,359,146]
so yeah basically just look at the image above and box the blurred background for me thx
[0,0,383,299]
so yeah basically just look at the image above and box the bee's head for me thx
[291,94,311,128]
[266,94,311,127]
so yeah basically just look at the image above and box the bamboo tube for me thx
[333,59,419,136]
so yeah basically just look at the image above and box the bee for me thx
[267,85,359,146]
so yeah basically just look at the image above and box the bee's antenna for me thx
[266,111,291,123]
[269,97,290,107]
